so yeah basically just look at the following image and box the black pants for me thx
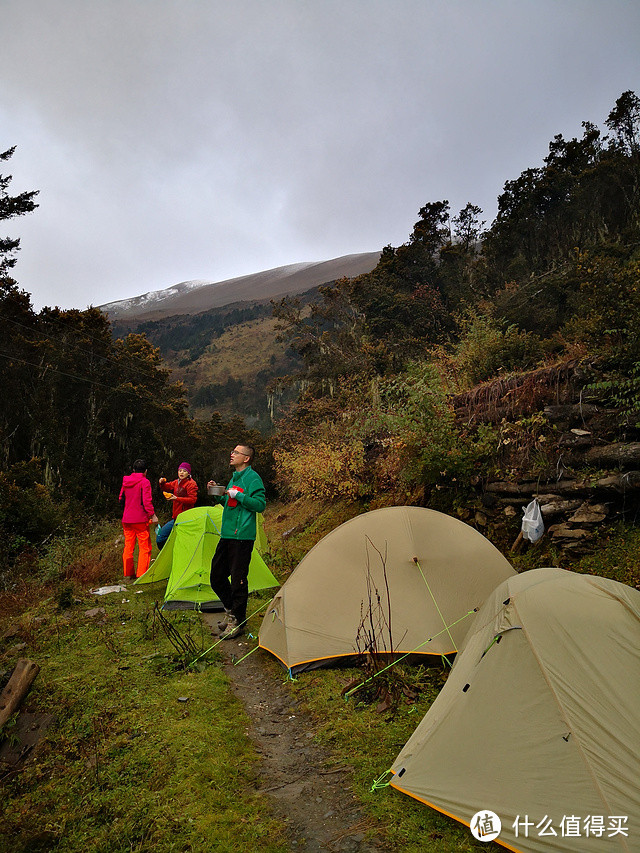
[209,538,254,624]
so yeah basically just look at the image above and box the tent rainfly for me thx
[390,568,640,853]
[259,506,516,673]
[134,505,277,610]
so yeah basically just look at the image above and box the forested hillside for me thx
[269,90,640,555]
[112,297,309,430]
[1,91,640,576]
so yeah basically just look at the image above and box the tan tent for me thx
[259,506,515,673]
[390,568,640,853]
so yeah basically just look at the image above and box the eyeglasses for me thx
[231,449,249,456]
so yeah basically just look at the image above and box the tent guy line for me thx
[342,608,478,701]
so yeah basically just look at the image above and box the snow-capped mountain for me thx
[99,252,381,321]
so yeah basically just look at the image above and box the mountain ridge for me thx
[99,251,381,321]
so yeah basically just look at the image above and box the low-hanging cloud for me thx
[1,0,639,310]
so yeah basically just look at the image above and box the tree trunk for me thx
[0,658,40,728]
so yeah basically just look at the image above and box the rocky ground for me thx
[201,614,389,853]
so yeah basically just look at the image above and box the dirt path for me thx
[201,615,389,853]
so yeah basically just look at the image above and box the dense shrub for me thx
[0,460,68,567]
[274,440,366,501]
[568,252,640,364]
[448,311,545,388]
[273,362,498,501]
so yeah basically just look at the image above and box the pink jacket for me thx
[119,473,155,524]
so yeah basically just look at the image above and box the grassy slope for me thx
[0,532,288,853]
[165,315,294,420]
[170,317,288,386]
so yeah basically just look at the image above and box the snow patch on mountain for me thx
[99,265,316,316]
[98,253,381,321]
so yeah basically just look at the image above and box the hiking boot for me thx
[217,609,233,630]
[219,616,244,640]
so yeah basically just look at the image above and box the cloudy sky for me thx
[1,0,639,311]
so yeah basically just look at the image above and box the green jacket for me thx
[215,466,266,541]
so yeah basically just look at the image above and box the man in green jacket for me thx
[207,444,266,639]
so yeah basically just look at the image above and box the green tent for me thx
[134,505,278,611]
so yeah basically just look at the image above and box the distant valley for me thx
[104,251,381,430]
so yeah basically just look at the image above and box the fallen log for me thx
[592,471,640,492]
[585,443,640,468]
[0,658,40,729]
[488,473,640,500]
[543,403,602,426]
[485,481,539,496]
[539,499,583,518]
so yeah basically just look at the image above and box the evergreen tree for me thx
[0,147,39,276]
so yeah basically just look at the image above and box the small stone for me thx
[84,607,106,619]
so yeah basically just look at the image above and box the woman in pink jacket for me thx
[119,458,158,578]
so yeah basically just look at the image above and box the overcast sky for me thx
[1,0,639,311]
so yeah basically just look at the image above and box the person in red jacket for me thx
[119,458,158,578]
[156,461,198,549]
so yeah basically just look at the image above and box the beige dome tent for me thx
[390,568,640,853]
[259,506,515,673]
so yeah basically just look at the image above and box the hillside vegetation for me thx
[2,91,640,576]
[117,302,308,431]
[1,92,640,852]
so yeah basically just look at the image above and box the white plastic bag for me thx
[521,498,544,543]
[90,584,127,595]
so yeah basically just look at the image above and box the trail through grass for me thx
[0,581,288,853]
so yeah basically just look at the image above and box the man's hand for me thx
[227,487,239,499]
[159,477,166,486]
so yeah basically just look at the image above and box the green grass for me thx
[0,578,288,853]
[574,521,640,586]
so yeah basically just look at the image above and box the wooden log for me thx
[0,658,40,729]
[540,474,640,494]
[510,531,524,553]
[540,499,583,518]
[558,432,594,448]
[585,443,640,468]
[593,471,640,492]
[543,403,601,425]
[485,481,539,496]
[490,472,640,503]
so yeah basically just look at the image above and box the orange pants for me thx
[122,522,152,577]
